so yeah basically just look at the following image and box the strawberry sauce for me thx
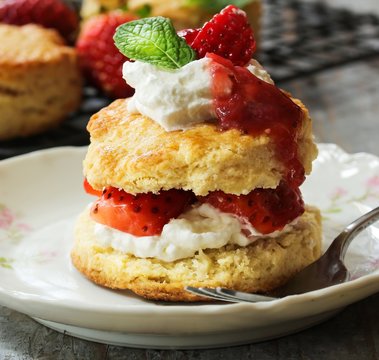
[208,54,305,188]
[202,180,304,235]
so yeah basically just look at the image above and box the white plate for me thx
[0,144,379,349]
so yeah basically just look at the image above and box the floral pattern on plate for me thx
[0,204,32,269]
[0,203,31,241]
[0,144,378,348]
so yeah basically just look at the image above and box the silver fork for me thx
[186,205,379,303]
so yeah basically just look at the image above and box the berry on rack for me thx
[76,11,137,99]
[0,0,79,43]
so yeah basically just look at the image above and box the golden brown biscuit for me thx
[84,98,317,196]
[71,206,322,302]
[0,24,82,140]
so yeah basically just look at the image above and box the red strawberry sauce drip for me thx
[208,53,305,188]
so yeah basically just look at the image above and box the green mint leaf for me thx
[186,0,256,12]
[114,17,196,70]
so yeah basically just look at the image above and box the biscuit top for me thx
[0,24,72,65]
[84,98,317,196]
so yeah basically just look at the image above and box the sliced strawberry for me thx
[83,178,102,197]
[76,11,137,99]
[0,0,79,43]
[90,188,196,236]
[201,181,304,235]
[189,5,256,66]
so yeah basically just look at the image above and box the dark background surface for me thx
[1,0,379,160]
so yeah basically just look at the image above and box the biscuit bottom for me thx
[71,207,322,302]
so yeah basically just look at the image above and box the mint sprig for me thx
[186,0,256,12]
[114,17,196,70]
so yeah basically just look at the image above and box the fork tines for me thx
[185,287,277,303]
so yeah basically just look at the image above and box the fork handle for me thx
[327,205,379,260]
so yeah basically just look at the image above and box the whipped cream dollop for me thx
[123,57,273,131]
[124,57,216,131]
[94,203,292,262]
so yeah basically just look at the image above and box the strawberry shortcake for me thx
[71,6,322,301]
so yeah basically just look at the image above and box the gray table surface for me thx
[2,5,379,358]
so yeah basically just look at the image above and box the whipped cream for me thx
[123,57,273,131]
[123,57,216,131]
[94,203,292,262]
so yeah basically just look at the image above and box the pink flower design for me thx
[38,250,58,258]
[370,258,379,270]
[367,176,379,189]
[0,204,32,241]
[31,250,59,264]
[0,207,14,229]
[330,187,348,200]
[17,223,32,231]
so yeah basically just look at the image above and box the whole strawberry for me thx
[76,11,137,99]
[0,0,79,43]
[180,5,256,66]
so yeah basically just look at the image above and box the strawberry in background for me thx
[76,11,137,99]
[0,0,79,43]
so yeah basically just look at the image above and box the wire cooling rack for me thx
[0,88,109,160]
[259,0,379,82]
[1,0,379,159]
